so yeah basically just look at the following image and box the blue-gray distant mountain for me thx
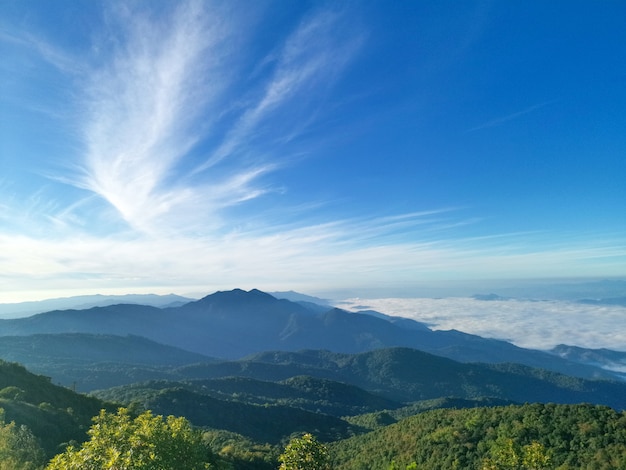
[483,278,626,301]
[576,296,626,307]
[0,333,213,367]
[550,344,626,378]
[0,293,193,319]
[270,290,331,305]
[0,333,215,391]
[472,293,511,301]
[0,288,619,381]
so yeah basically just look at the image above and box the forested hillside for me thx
[0,358,625,469]
[171,348,626,409]
[0,360,113,458]
[331,403,626,469]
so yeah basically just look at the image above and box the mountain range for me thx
[88,347,626,440]
[0,289,621,383]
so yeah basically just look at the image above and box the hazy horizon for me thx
[1,276,625,305]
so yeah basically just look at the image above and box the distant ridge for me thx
[550,344,626,378]
[576,296,626,307]
[270,290,331,305]
[0,293,193,319]
[472,293,511,301]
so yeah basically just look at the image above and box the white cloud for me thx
[2,2,625,306]
[0,213,624,305]
[69,1,233,233]
[35,1,366,239]
[192,6,364,173]
[339,297,626,351]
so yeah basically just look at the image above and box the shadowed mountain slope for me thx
[0,360,113,457]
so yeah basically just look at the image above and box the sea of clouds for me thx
[339,297,626,352]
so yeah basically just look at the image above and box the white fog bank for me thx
[338,297,626,352]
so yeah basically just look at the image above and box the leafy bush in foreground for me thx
[46,408,212,470]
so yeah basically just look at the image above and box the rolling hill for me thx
[91,347,626,411]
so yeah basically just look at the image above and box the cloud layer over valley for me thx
[340,297,626,352]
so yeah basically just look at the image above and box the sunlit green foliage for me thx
[278,433,331,470]
[202,429,277,470]
[345,397,513,431]
[332,403,626,469]
[481,438,550,469]
[46,408,212,469]
[0,409,46,470]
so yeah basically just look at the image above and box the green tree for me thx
[482,437,520,470]
[278,433,330,470]
[482,438,551,470]
[46,407,211,470]
[521,442,550,470]
[0,410,46,470]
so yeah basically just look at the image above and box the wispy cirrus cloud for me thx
[193,7,365,173]
[68,1,233,233]
[1,210,624,303]
[50,2,365,236]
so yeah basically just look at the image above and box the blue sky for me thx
[1,0,625,302]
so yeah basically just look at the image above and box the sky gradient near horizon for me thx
[1,0,625,302]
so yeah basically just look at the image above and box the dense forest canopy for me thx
[331,403,626,469]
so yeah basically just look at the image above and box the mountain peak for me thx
[249,288,276,298]
[195,288,277,305]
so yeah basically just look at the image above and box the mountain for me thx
[91,347,626,409]
[219,348,626,409]
[150,388,357,443]
[0,333,215,391]
[0,293,193,319]
[577,296,626,307]
[0,333,213,366]
[471,293,511,301]
[0,289,620,380]
[477,278,626,301]
[270,290,331,305]
[92,374,403,442]
[89,347,626,444]
[550,344,626,377]
[95,375,403,418]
